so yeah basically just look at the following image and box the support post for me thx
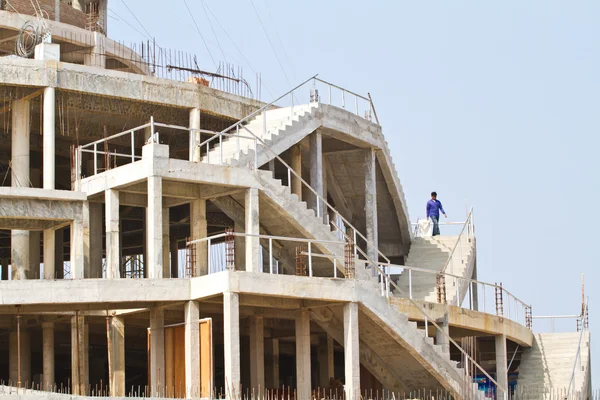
[43,230,55,279]
[11,99,30,280]
[189,108,201,162]
[290,144,302,199]
[295,309,311,400]
[42,321,54,391]
[71,315,89,395]
[249,316,265,390]
[223,292,240,398]
[9,326,31,386]
[43,87,55,190]
[344,302,360,400]
[435,312,450,356]
[105,190,120,278]
[184,301,200,398]
[495,334,508,396]
[265,338,279,389]
[150,308,165,397]
[162,208,170,278]
[54,0,60,22]
[365,148,378,267]
[54,229,64,279]
[309,131,324,221]
[245,188,260,272]
[318,334,334,388]
[70,202,87,279]
[191,199,208,276]
[147,176,163,278]
[109,316,125,396]
[89,202,103,278]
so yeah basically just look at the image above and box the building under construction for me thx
[0,1,592,399]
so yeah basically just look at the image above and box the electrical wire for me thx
[261,0,295,80]
[199,0,227,64]
[183,0,217,69]
[119,0,153,39]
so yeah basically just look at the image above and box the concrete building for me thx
[0,1,592,399]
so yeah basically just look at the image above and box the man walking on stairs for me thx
[426,191,447,236]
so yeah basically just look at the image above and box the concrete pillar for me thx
[191,199,208,276]
[295,309,311,400]
[318,334,334,388]
[71,315,89,395]
[249,316,265,390]
[309,131,324,222]
[170,237,179,278]
[184,301,200,398]
[84,32,105,68]
[42,321,55,390]
[109,316,125,397]
[89,203,103,278]
[189,108,201,162]
[147,176,163,278]
[11,99,30,280]
[435,312,450,356]
[43,86,55,190]
[29,231,40,279]
[105,189,120,278]
[365,148,378,266]
[344,302,360,400]
[290,145,302,199]
[265,338,279,389]
[495,334,508,395]
[54,0,60,22]
[70,202,87,279]
[162,208,170,278]
[234,222,245,271]
[43,230,55,279]
[245,188,260,272]
[150,308,165,397]
[98,0,108,34]
[223,292,241,397]
[54,229,64,279]
[9,325,31,386]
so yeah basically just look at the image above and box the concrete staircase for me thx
[201,104,321,168]
[394,236,475,305]
[517,332,591,397]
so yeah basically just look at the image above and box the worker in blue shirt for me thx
[426,191,447,236]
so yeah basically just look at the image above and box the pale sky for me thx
[108,0,600,386]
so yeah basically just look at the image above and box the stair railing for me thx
[566,301,589,398]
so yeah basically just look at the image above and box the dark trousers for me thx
[431,215,440,236]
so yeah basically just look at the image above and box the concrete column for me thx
[365,148,378,265]
[54,229,64,279]
[309,131,324,221]
[98,0,108,34]
[162,208,170,278]
[105,190,120,278]
[170,237,179,278]
[290,145,302,199]
[435,312,450,356]
[234,222,245,271]
[43,230,55,279]
[191,199,208,276]
[84,32,105,68]
[472,260,479,311]
[54,0,60,22]
[89,203,103,278]
[249,316,265,390]
[71,315,89,395]
[223,292,241,397]
[265,339,279,389]
[42,321,55,390]
[29,231,40,279]
[9,324,31,386]
[11,99,30,280]
[245,188,260,272]
[344,302,360,400]
[109,316,125,397]
[189,108,201,162]
[295,309,311,400]
[70,202,87,280]
[150,308,165,397]
[147,176,163,278]
[318,334,334,388]
[43,87,55,190]
[495,334,508,395]
[184,301,200,397]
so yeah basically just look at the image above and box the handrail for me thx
[440,208,473,274]
[566,301,588,398]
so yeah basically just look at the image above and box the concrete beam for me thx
[245,188,260,272]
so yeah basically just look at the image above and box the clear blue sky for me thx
[108,0,599,385]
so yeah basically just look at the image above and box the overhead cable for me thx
[183,0,217,69]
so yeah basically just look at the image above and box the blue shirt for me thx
[426,199,446,218]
